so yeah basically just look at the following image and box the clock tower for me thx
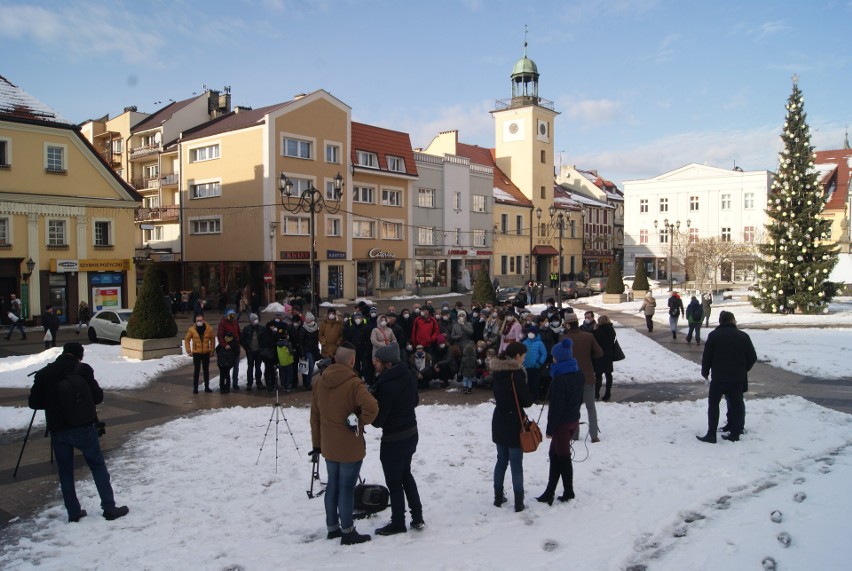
[492,41,560,206]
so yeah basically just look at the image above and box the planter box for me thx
[602,293,628,304]
[631,289,648,300]
[121,336,183,361]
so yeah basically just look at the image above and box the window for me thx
[143,196,160,209]
[516,255,523,275]
[326,217,341,237]
[143,226,163,241]
[516,215,523,236]
[94,221,111,247]
[690,196,699,211]
[454,192,462,211]
[325,144,340,164]
[0,217,8,245]
[353,186,374,204]
[659,197,668,212]
[189,144,220,162]
[353,220,375,238]
[325,180,342,201]
[501,256,508,275]
[46,145,65,172]
[659,229,669,244]
[509,256,515,273]
[418,226,434,245]
[454,228,461,245]
[283,138,312,159]
[0,139,9,166]
[379,260,405,288]
[570,220,576,238]
[281,216,309,235]
[48,219,66,245]
[381,222,402,240]
[501,214,509,233]
[639,229,648,244]
[190,218,221,235]
[744,192,755,209]
[640,199,648,213]
[472,195,486,213]
[356,150,378,167]
[190,181,222,199]
[721,194,731,210]
[144,164,159,179]
[473,229,486,247]
[743,226,755,242]
[689,228,699,243]
[387,156,405,172]
[381,188,402,207]
[540,186,546,199]
[418,188,435,208]
[286,177,314,195]
[721,227,731,242]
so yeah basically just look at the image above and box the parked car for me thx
[559,281,592,299]
[623,275,661,290]
[586,277,607,293]
[88,309,132,343]
[496,286,523,303]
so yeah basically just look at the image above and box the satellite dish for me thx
[154,132,162,144]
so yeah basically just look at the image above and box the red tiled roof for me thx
[351,122,418,177]
[181,102,293,141]
[452,143,532,207]
[814,148,851,211]
[132,95,201,133]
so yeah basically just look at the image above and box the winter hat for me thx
[435,333,448,346]
[62,342,85,361]
[457,310,467,319]
[374,342,401,364]
[564,313,579,324]
[551,337,575,362]
[226,308,236,316]
[524,324,539,335]
[249,313,259,322]
[305,312,316,323]
[283,304,293,313]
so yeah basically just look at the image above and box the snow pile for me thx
[1,398,850,569]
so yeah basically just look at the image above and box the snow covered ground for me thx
[1,398,850,570]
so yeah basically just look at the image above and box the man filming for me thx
[28,342,129,523]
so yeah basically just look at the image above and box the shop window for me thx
[379,260,405,289]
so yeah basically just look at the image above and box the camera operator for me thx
[28,342,129,523]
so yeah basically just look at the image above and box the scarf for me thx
[501,319,515,336]
[303,320,318,333]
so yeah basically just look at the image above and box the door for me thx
[49,287,68,324]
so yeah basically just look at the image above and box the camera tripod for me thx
[255,388,301,473]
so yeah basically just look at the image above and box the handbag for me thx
[511,375,542,453]
[297,358,309,375]
[613,339,626,361]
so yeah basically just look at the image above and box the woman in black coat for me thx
[592,315,617,402]
[491,342,533,512]
[536,337,585,505]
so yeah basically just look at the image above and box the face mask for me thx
[551,324,562,331]
[355,318,363,324]
[370,313,377,319]
[329,314,336,320]
[402,313,409,318]
[414,309,420,315]
[547,305,554,309]
[196,320,203,326]
[379,320,387,327]
[506,316,514,321]
[274,318,281,323]
[406,344,413,351]
[251,319,259,325]
[584,319,593,324]
[439,344,446,349]
[472,312,479,318]
[542,321,550,328]
[527,333,535,340]
[458,317,465,323]
[416,351,425,357]
[442,316,449,321]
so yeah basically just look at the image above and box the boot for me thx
[557,454,575,502]
[536,452,560,506]
[672,331,677,339]
[103,505,129,521]
[514,493,525,513]
[256,380,265,390]
[193,381,199,395]
[375,521,407,536]
[204,380,212,393]
[341,527,371,545]
[493,488,507,507]
[696,432,716,444]
[602,391,611,402]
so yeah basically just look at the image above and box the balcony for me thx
[135,205,179,222]
[132,176,161,190]
[100,149,122,167]
[129,144,161,160]
[160,173,179,186]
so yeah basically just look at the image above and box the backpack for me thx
[690,304,704,322]
[353,483,390,519]
[56,366,96,428]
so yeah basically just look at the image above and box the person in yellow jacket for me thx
[185,313,216,394]
[318,308,343,360]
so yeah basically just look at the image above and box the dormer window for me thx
[356,151,378,168]
[387,156,405,172]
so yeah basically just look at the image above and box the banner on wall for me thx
[92,287,121,311]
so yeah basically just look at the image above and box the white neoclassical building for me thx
[623,163,774,284]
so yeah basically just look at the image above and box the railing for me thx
[132,176,161,190]
[100,149,122,166]
[160,173,179,186]
[129,144,161,160]
[135,205,179,222]
[414,152,443,165]
[470,163,493,175]
[494,97,555,111]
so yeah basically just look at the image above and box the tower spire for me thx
[844,125,850,150]
[524,24,528,57]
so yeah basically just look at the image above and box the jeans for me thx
[380,434,423,525]
[192,353,210,387]
[246,351,263,386]
[301,352,316,389]
[494,444,524,496]
[278,364,295,391]
[669,315,679,334]
[51,424,117,519]
[231,353,241,387]
[324,459,362,532]
[462,376,475,390]
[687,323,702,343]
[6,319,26,338]
[582,384,599,438]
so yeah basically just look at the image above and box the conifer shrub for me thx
[126,266,178,339]
[472,267,497,305]
[605,265,625,294]
[633,262,651,291]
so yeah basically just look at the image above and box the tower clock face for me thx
[509,122,519,134]
[537,119,549,142]
[503,118,525,142]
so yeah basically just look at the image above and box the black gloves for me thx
[309,448,321,461]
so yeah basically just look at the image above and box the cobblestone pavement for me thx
[2,292,850,528]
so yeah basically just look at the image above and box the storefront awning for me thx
[532,245,559,256]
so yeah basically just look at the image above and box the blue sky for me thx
[2,0,850,187]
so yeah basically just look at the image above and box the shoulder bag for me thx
[613,339,626,361]
[511,375,542,453]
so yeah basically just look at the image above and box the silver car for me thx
[88,309,132,343]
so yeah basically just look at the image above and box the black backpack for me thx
[56,365,96,428]
[353,483,390,519]
[690,304,704,322]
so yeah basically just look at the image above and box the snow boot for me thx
[514,493,525,513]
[557,454,575,502]
[341,527,371,545]
[493,488,508,508]
[375,521,407,536]
[696,432,717,444]
[103,505,129,521]
[536,452,560,506]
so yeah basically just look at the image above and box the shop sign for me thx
[280,251,310,260]
[415,248,442,256]
[368,248,395,259]
[447,249,469,256]
[52,259,79,273]
[475,250,493,256]
[159,253,176,262]
[327,250,347,260]
[51,259,131,272]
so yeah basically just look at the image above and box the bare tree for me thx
[685,238,755,292]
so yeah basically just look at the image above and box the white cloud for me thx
[655,33,680,64]
[562,97,626,125]
[758,20,790,38]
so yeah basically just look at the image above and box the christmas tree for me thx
[126,265,179,338]
[752,77,838,314]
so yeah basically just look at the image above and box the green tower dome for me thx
[511,56,539,78]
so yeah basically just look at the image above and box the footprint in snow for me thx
[542,539,559,552]
[793,476,806,485]
[762,556,777,570]
[777,531,792,548]
[793,491,807,503]
[682,511,705,523]
[771,510,783,523]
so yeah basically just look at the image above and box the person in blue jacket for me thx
[522,325,547,402]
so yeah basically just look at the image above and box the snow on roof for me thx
[493,187,517,203]
[0,75,72,125]
[815,162,838,180]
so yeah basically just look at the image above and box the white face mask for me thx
[442,316,449,321]
[403,313,410,318]
[196,320,203,326]
[506,315,514,321]
[414,309,420,314]
[439,344,446,349]
[251,319,259,325]
[379,320,387,327]
[527,332,535,340]
[354,318,363,324]
[329,314,336,320]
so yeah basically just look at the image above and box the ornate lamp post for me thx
[537,205,570,308]
[21,257,35,320]
[654,218,690,291]
[278,172,344,315]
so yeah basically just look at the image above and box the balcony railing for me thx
[99,149,122,166]
[132,176,161,190]
[494,96,555,111]
[160,173,179,186]
[129,144,161,160]
[135,205,179,222]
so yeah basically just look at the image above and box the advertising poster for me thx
[92,287,121,311]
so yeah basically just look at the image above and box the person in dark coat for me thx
[343,312,371,377]
[28,342,129,522]
[667,291,685,339]
[263,312,288,390]
[536,337,585,505]
[370,343,425,535]
[697,311,757,443]
[241,313,266,390]
[42,305,60,348]
[297,312,321,390]
[490,342,533,512]
[216,332,238,393]
[592,315,617,401]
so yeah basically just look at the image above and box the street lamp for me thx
[654,218,690,291]
[22,257,35,283]
[537,205,570,308]
[21,257,35,321]
[278,171,344,315]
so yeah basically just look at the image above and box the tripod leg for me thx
[12,410,37,478]
[278,407,303,460]
[255,402,280,466]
